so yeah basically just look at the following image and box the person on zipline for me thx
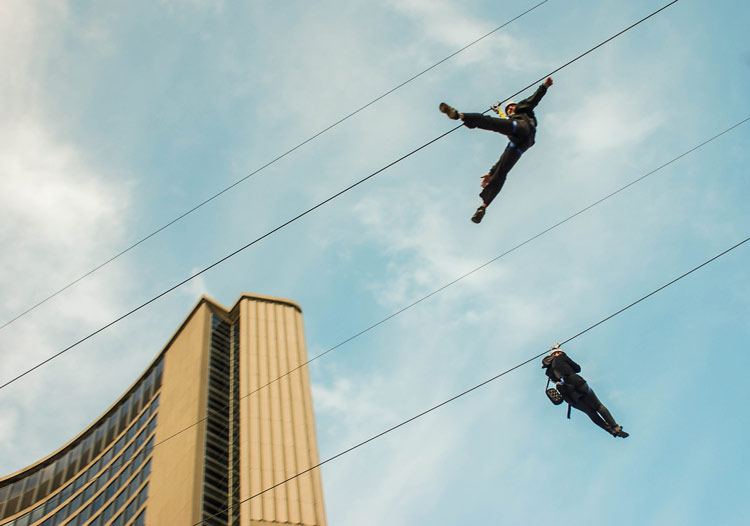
[542,344,629,438]
[439,77,553,224]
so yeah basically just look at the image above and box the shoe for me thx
[439,102,460,120]
[471,206,486,224]
[611,425,629,438]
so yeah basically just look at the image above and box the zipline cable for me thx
[51,114,749,489]
[0,0,682,393]
[194,233,750,526]
[0,0,552,333]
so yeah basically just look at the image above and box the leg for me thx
[462,113,518,135]
[580,389,628,437]
[479,147,521,207]
[572,401,613,434]
[582,389,618,428]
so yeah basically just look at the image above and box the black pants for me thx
[462,113,535,206]
[571,388,619,434]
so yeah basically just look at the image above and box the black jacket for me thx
[543,352,588,391]
[510,84,547,129]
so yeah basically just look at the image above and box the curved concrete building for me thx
[0,294,327,526]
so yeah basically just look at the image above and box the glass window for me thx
[132,383,144,414]
[102,502,114,523]
[113,435,126,457]
[124,499,136,523]
[26,470,40,489]
[149,394,160,415]
[80,434,94,467]
[67,442,83,473]
[74,474,86,492]
[143,372,154,402]
[123,443,135,463]
[118,399,132,431]
[125,425,136,445]
[54,503,69,524]
[154,359,163,388]
[114,491,126,512]
[60,482,73,500]
[101,447,114,468]
[141,459,151,478]
[92,492,104,513]
[119,463,132,485]
[9,479,25,498]
[30,504,45,521]
[146,417,156,437]
[16,512,31,526]
[104,412,117,442]
[136,483,148,507]
[105,480,117,501]
[137,411,148,432]
[112,512,123,526]
[69,493,82,513]
[134,509,145,526]
[90,458,101,477]
[79,503,92,523]
[83,481,97,502]
[44,492,60,514]
[0,483,9,502]
[135,429,146,449]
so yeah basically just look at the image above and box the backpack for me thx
[545,378,563,405]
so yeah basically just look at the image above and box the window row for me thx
[0,361,162,520]
[1,395,158,526]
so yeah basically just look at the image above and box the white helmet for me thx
[504,100,517,114]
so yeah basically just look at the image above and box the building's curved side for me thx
[0,293,326,526]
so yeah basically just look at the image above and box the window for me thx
[30,504,45,522]
[69,493,82,513]
[73,474,86,492]
[113,435,126,457]
[84,480,97,502]
[105,480,117,501]
[92,492,104,513]
[124,498,137,523]
[78,503,92,523]
[102,502,114,523]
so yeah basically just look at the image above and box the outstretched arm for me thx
[518,77,553,110]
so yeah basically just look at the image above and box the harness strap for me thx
[508,141,525,155]
[567,404,572,419]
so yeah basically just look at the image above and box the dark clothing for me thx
[461,84,548,206]
[542,351,620,435]
[571,388,618,433]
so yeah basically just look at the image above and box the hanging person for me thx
[542,343,629,438]
[439,77,553,224]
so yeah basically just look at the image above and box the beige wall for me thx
[146,293,326,526]
[145,302,211,526]
[239,297,327,526]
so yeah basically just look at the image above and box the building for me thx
[0,294,327,526]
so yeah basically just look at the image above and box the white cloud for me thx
[0,1,140,474]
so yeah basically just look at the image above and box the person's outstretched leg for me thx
[461,113,518,135]
[582,390,628,438]
[573,401,613,434]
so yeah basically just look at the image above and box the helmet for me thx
[504,100,517,114]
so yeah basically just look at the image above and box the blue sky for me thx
[1,0,749,524]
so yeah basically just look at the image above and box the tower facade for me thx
[0,294,327,526]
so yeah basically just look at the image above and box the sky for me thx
[1,0,749,524]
